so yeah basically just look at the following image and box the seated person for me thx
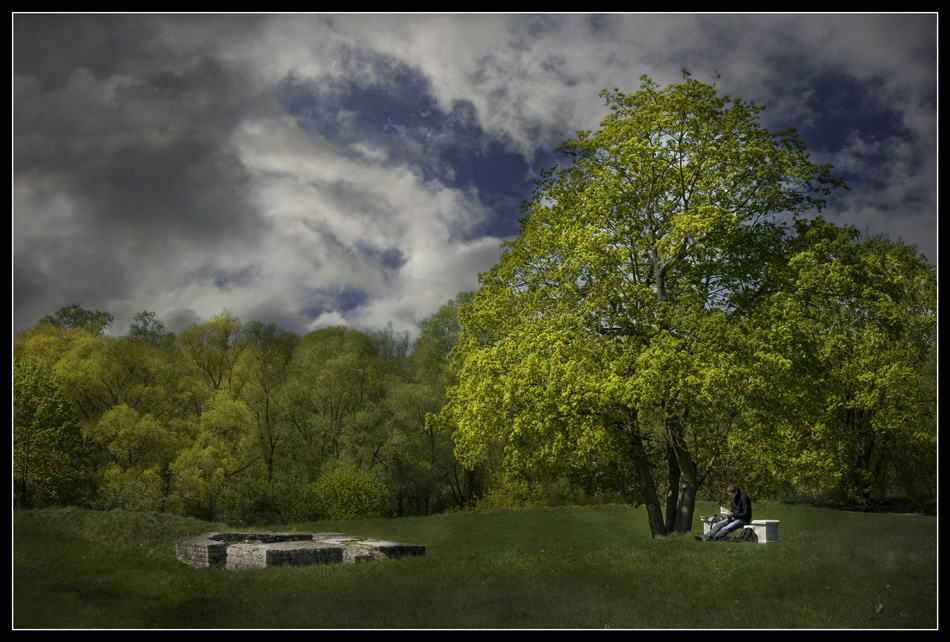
[697,484,751,541]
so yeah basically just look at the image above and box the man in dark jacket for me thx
[697,484,752,541]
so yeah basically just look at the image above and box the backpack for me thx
[731,527,758,543]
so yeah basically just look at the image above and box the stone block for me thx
[174,531,425,570]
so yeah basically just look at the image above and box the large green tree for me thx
[128,310,175,349]
[413,293,484,510]
[34,317,201,511]
[442,72,846,537]
[278,327,391,479]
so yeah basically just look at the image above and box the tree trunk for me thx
[624,416,669,538]
[667,416,699,534]
[637,463,669,538]
[674,482,698,533]
[665,440,681,533]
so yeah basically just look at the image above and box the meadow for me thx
[14,502,937,629]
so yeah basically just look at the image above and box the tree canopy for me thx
[14,360,93,508]
[39,303,114,337]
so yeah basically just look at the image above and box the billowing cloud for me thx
[14,14,936,339]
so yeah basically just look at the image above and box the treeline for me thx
[14,295,482,524]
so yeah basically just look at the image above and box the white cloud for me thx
[226,114,504,337]
[14,14,936,338]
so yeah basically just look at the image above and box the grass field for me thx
[13,501,937,629]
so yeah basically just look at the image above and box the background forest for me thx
[15,297,481,524]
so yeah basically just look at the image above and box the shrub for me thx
[473,475,544,511]
[314,467,391,521]
[217,476,295,526]
[93,465,165,513]
[289,481,324,523]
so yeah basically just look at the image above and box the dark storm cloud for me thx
[14,15,155,85]
[14,14,276,331]
[15,43,265,237]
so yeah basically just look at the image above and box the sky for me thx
[13,14,938,340]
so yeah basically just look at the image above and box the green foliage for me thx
[12,150,931,530]
[128,310,175,349]
[169,393,259,519]
[313,466,392,520]
[14,360,94,508]
[443,71,849,537]
[93,464,166,512]
[178,309,245,394]
[235,320,299,481]
[14,323,91,366]
[14,303,475,521]
[734,220,937,503]
[414,292,474,374]
[289,480,325,522]
[89,404,181,468]
[216,476,296,526]
[381,293,484,513]
[39,302,114,337]
[277,326,389,477]
[472,474,545,511]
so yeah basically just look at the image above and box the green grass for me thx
[14,502,937,628]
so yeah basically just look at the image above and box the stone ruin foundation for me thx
[175,531,425,570]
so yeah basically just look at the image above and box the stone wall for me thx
[226,540,345,570]
[175,532,425,570]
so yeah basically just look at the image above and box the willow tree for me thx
[442,71,845,537]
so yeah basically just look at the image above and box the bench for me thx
[700,515,720,535]
[699,516,781,543]
[744,519,781,543]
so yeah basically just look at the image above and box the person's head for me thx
[726,484,738,497]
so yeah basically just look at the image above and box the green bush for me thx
[314,467,391,520]
[92,465,165,513]
[473,475,544,511]
[289,481,323,523]
[217,476,295,526]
